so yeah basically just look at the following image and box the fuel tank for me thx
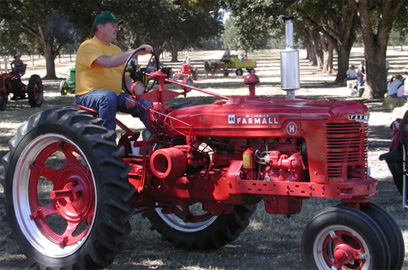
[164,96,369,138]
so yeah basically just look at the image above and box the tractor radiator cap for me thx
[244,73,260,85]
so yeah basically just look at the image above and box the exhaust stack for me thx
[279,15,300,98]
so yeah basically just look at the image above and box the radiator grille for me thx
[326,123,368,178]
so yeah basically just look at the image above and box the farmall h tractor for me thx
[0,64,43,110]
[0,49,405,270]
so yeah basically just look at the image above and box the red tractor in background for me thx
[0,64,43,110]
[0,50,404,269]
[173,61,198,81]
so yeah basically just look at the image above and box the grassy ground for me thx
[0,48,407,269]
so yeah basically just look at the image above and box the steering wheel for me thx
[122,47,160,95]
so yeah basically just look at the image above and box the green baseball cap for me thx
[93,11,123,26]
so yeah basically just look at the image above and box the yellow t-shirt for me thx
[75,36,124,96]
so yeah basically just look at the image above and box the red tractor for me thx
[0,50,404,269]
[173,62,198,80]
[0,65,43,110]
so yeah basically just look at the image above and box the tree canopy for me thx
[113,0,222,61]
[0,0,222,78]
[222,0,408,98]
[0,0,100,79]
[1,0,407,100]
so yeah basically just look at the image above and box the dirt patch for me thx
[0,48,407,269]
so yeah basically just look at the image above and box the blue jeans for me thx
[357,76,364,89]
[75,90,151,131]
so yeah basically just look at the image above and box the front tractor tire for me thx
[59,80,68,95]
[359,203,405,269]
[1,107,135,269]
[143,204,256,250]
[301,206,391,270]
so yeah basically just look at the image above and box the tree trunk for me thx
[335,45,352,84]
[43,47,57,80]
[304,41,312,62]
[309,46,317,66]
[37,26,58,80]
[322,36,335,75]
[305,29,323,69]
[303,37,312,62]
[363,45,387,99]
[170,44,179,62]
[304,38,317,65]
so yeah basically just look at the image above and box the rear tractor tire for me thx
[0,93,7,110]
[1,107,135,269]
[27,74,43,107]
[143,204,256,250]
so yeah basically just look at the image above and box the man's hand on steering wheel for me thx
[135,44,153,55]
[122,46,159,96]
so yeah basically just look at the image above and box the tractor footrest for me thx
[73,102,98,117]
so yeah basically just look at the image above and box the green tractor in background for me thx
[59,67,76,95]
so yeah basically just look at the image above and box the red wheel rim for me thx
[34,82,42,99]
[321,229,367,269]
[28,141,95,248]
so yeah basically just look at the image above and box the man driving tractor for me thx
[11,53,26,77]
[75,11,153,136]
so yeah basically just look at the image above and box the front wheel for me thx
[192,68,198,80]
[301,206,390,269]
[143,204,256,250]
[27,74,43,107]
[1,108,135,269]
[360,203,404,269]
[247,68,255,74]
[59,80,68,95]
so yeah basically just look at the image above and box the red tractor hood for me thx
[164,96,369,138]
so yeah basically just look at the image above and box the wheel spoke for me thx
[175,205,193,222]
[30,201,58,221]
[329,230,344,245]
[59,141,82,163]
[58,221,81,248]
[173,205,214,223]
[30,162,58,182]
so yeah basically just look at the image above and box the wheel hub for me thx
[333,243,355,265]
[52,163,94,223]
[321,229,366,269]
